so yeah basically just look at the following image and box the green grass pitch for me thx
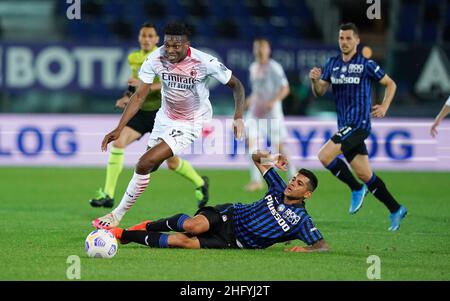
[0,167,449,280]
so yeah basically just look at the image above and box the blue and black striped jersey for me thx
[232,168,323,249]
[321,53,386,131]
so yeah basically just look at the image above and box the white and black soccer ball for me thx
[85,229,118,258]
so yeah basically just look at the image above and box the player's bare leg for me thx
[90,126,142,208]
[317,140,342,166]
[166,155,210,208]
[92,140,173,229]
[182,215,210,234]
[167,233,201,249]
[349,154,373,183]
[141,212,210,235]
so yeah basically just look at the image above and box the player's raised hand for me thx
[115,96,130,109]
[430,122,439,138]
[101,128,122,152]
[371,104,388,118]
[309,67,322,81]
[274,154,288,171]
[233,118,245,140]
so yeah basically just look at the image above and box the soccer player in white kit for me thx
[92,22,245,229]
[430,95,450,138]
[244,38,297,191]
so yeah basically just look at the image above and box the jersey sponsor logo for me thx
[265,195,290,232]
[348,64,364,73]
[161,72,199,90]
[331,76,360,84]
[282,208,302,225]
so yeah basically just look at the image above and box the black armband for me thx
[125,85,136,97]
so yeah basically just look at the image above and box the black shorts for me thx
[194,204,240,249]
[126,109,158,137]
[331,126,369,163]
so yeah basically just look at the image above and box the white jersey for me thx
[248,59,288,118]
[446,95,450,107]
[139,46,232,122]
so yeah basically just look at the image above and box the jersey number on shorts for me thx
[336,126,352,138]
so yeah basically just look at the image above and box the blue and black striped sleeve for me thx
[263,168,287,193]
[320,57,333,82]
[297,217,323,246]
[366,59,386,82]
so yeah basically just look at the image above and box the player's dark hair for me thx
[141,22,156,30]
[164,21,191,37]
[340,22,359,36]
[298,168,318,192]
[254,37,271,45]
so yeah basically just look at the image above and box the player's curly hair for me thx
[164,21,191,37]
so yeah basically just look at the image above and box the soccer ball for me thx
[85,229,118,258]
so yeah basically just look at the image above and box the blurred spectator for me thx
[143,1,167,20]
[82,0,102,19]
[110,19,133,40]
[216,19,239,39]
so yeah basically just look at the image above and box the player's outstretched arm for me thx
[116,82,161,109]
[372,74,397,118]
[226,75,246,140]
[309,67,330,97]
[431,102,450,138]
[251,150,288,175]
[285,239,329,253]
[101,81,152,151]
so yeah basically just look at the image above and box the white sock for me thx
[112,172,150,221]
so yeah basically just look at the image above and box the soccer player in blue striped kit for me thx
[309,23,407,231]
[109,150,329,252]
